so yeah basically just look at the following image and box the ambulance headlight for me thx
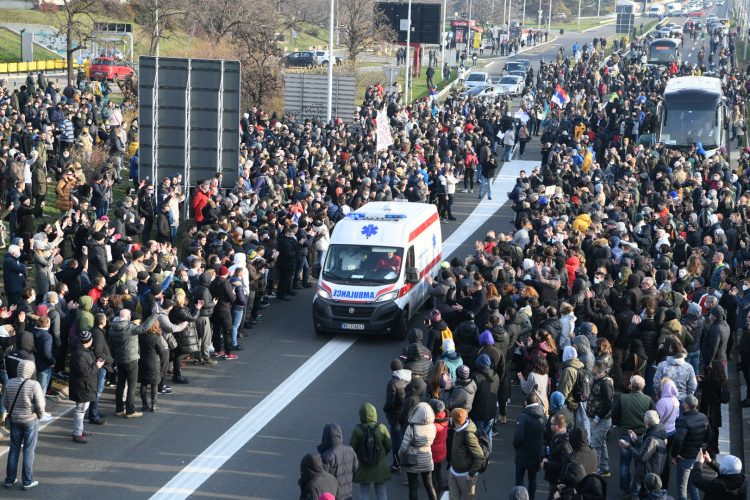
[376,290,399,302]
[317,287,332,299]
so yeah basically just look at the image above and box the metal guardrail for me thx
[0,59,83,75]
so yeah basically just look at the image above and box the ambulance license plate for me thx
[341,323,365,330]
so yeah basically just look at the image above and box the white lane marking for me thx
[443,160,537,259]
[151,159,536,499]
[151,337,355,499]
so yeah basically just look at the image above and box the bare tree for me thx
[233,3,285,109]
[188,0,252,45]
[339,0,396,63]
[133,0,187,55]
[56,0,99,83]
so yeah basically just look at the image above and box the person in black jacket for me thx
[544,412,573,488]
[672,395,709,500]
[470,353,499,450]
[514,392,546,500]
[691,452,747,500]
[209,266,237,359]
[155,203,172,244]
[86,232,108,281]
[69,330,104,443]
[87,313,112,425]
[275,223,300,301]
[298,452,339,500]
[383,358,411,472]
[192,271,216,365]
[168,291,204,382]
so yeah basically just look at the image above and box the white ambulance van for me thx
[312,202,443,339]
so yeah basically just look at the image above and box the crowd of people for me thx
[0,11,747,500]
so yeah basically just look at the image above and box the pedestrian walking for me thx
[2,359,44,490]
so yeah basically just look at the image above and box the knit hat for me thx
[219,266,229,277]
[479,330,495,346]
[563,345,578,362]
[442,338,455,353]
[318,493,336,500]
[643,473,662,492]
[719,455,743,475]
[428,398,446,415]
[475,353,492,370]
[550,391,565,411]
[78,330,93,343]
[457,365,470,379]
[451,407,468,426]
[390,358,403,371]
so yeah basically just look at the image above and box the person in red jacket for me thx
[190,181,210,224]
[429,398,450,495]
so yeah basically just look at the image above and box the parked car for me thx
[463,71,492,89]
[494,75,525,96]
[282,51,317,68]
[313,50,342,66]
[88,57,134,82]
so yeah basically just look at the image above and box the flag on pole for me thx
[551,84,570,108]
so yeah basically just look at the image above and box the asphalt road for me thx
[0,4,736,498]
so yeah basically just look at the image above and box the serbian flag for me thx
[551,85,570,108]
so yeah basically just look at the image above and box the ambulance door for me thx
[404,245,419,316]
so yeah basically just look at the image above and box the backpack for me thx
[357,424,382,467]
[572,366,592,402]
[464,426,491,473]
[474,428,491,473]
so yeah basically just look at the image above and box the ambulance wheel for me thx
[393,309,409,340]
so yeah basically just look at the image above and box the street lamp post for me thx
[577,0,582,31]
[547,0,552,35]
[522,0,527,26]
[326,0,334,122]
[404,0,413,104]
[440,0,447,79]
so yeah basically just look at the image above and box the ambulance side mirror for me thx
[406,267,419,284]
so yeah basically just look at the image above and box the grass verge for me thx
[0,26,62,63]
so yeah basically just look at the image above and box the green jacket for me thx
[349,403,392,485]
[450,420,484,474]
[76,296,95,333]
[558,358,584,410]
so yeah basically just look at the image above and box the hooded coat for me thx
[691,456,747,500]
[398,402,437,473]
[1,359,44,425]
[558,356,585,410]
[562,427,598,476]
[443,375,477,412]
[69,338,98,403]
[349,403,391,485]
[572,335,594,371]
[76,295,95,334]
[513,402,546,468]
[655,379,680,434]
[138,331,166,385]
[318,423,358,500]
[298,452,339,500]
[383,368,411,426]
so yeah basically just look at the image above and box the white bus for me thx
[658,76,726,156]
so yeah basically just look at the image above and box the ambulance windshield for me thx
[323,245,404,284]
